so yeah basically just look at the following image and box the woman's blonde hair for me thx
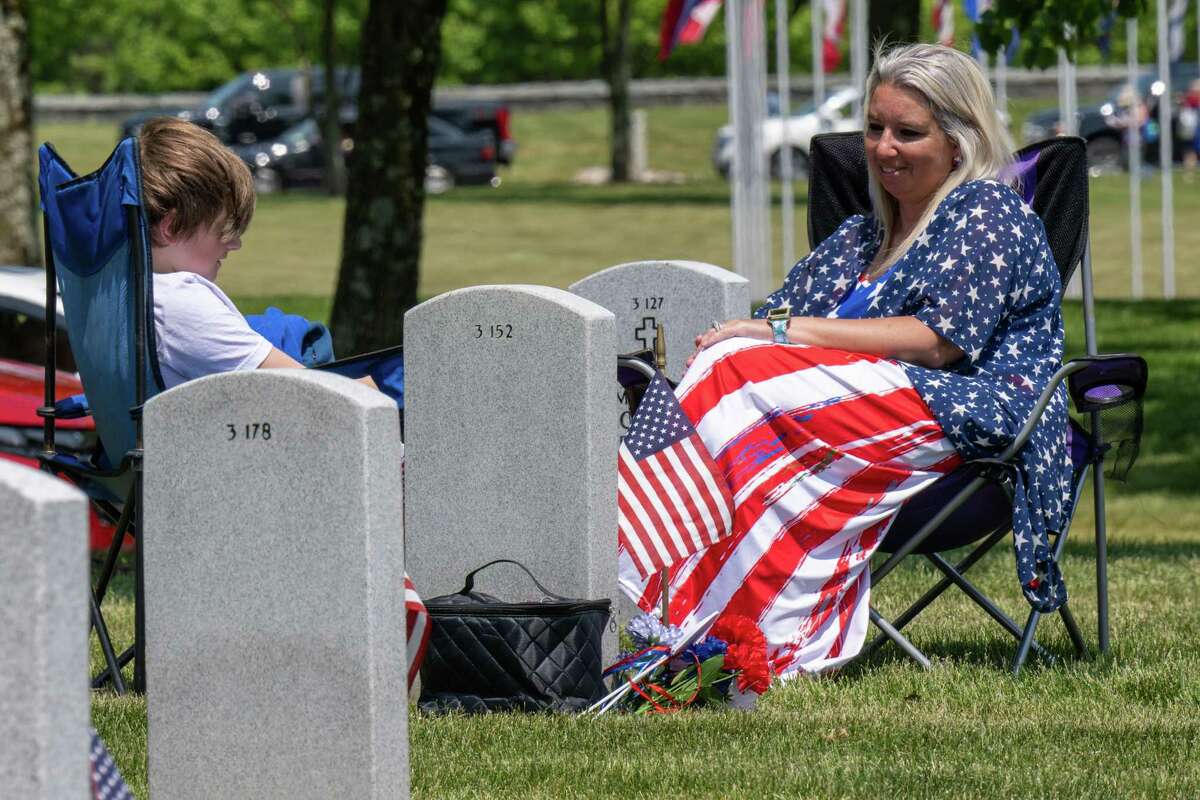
[864,42,1015,269]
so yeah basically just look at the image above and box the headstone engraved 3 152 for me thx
[404,285,618,648]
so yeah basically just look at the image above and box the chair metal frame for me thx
[804,132,1143,674]
[38,143,156,695]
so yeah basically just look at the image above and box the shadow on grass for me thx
[838,634,1065,675]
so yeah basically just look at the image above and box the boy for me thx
[139,117,372,388]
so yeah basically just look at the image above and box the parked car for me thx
[1022,64,1200,174]
[0,266,118,551]
[119,67,517,165]
[713,85,861,180]
[231,115,499,194]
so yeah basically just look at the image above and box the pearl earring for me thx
[952,155,962,170]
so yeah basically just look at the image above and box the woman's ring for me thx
[711,320,722,332]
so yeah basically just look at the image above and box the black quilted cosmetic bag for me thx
[418,560,612,714]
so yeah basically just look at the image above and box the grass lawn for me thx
[33,102,1200,797]
[87,299,1200,798]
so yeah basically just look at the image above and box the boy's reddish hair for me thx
[138,117,255,241]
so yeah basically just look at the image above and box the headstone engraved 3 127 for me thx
[570,260,751,434]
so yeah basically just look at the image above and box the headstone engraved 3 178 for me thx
[143,369,408,800]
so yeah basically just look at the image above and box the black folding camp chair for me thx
[806,132,1148,674]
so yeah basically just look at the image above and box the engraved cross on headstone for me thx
[634,316,658,351]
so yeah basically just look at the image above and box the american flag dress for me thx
[620,339,961,675]
[618,179,1071,677]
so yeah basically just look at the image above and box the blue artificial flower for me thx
[685,635,727,663]
[626,612,683,649]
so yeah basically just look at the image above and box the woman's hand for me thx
[687,318,774,368]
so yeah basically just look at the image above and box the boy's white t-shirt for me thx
[152,271,274,390]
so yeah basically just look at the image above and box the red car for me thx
[0,266,121,551]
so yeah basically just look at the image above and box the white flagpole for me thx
[726,0,773,302]
[1057,49,1078,136]
[850,0,867,121]
[812,0,825,115]
[774,0,795,272]
[1128,19,1144,300]
[1156,0,1176,298]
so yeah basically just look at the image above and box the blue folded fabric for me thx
[246,307,404,407]
[320,351,405,408]
[245,306,335,367]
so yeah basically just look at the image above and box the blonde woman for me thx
[621,44,1071,679]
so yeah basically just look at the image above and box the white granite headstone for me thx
[404,285,618,619]
[143,369,407,799]
[570,259,751,432]
[0,460,89,799]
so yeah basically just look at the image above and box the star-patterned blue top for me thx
[755,179,1072,611]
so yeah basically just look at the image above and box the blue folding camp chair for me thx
[805,132,1148,674]
[38,137,410,695]
[38,138,160,694]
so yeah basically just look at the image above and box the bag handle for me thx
[461,559,570,602]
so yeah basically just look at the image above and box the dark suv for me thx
[119,67,516,165]
[231,115,499,193]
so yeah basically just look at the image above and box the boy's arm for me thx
[257,347,379,390]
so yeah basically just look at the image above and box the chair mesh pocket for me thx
[1072,385,1144,481]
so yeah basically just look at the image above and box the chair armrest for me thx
[54,393,92,419]
[997,353,1148,463]
[1064,353,1148,413]
[617,351,656,386]
[996,361,1086,462]
[39,449,135,481]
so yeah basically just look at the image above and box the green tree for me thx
[869,0,921,47]
[977,0,1146,67]
[0,0,36,266]
[320,0,347,195]
[329,0,447,353]
[600,0,633,181]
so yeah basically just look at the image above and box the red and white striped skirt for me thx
[618,338,961,676]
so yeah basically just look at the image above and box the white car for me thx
[713,85,861,180]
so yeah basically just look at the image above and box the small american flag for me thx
[618,372,733,577]
[405,572,430,689]
[90,728,132,800]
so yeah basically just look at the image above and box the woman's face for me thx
[865,83,959,217]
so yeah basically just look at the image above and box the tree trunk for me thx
[321,0,346,195]
[868,0,920,48]
[0,0,37,266]
[329,0,446,354]
[600,0,633,182]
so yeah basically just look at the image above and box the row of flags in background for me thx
[658,0,847,69]
[660,0,1200,67]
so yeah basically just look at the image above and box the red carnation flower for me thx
[710,615,772,694]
